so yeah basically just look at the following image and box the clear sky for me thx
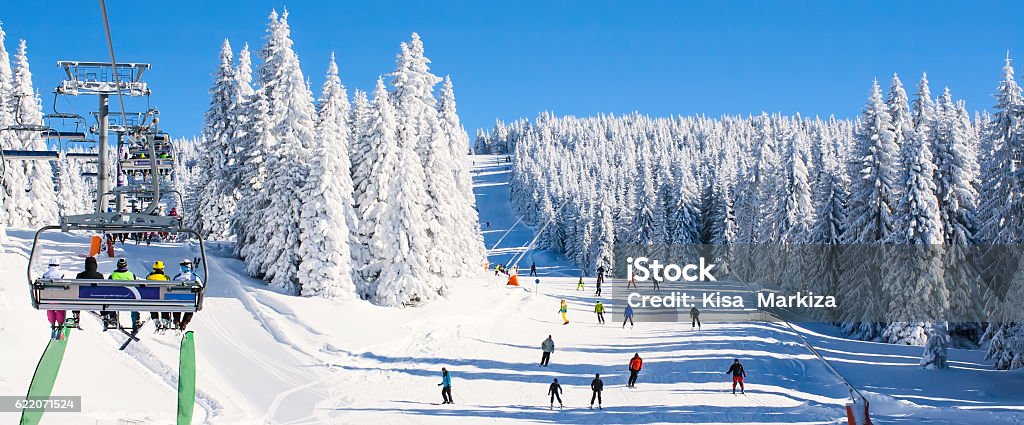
[2,1,1023,139]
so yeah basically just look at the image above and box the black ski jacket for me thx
[591,378,604,391]
[727,363,746,377]
[548,382,562,395]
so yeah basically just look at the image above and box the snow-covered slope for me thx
[0,155,1021,424]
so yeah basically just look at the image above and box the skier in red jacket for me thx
[627,353,643,388]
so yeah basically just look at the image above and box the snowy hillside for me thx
[0,156,1022,424]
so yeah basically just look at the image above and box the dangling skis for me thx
[20,325,72,425]
[177,331,196,425]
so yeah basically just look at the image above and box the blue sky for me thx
[2,1,1024,138]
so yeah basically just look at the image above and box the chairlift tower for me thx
[56,60,150,214]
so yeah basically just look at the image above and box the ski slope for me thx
[0,154,1020,424]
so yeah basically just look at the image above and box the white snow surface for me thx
[0,155,1021,424]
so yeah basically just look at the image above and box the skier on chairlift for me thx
[109,258,141,332]
[172,259,202,331]
[76,256,103,329]
[147,261,171,329]
[42,258,66,339]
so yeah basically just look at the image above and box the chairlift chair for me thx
[27,211,209,313]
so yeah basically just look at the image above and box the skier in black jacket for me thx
[548,378,563,409]
[75,256,104,328]
[590,373,603,409]
[727,359,746,394]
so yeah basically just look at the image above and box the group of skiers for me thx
[494,263,517,277]
[41,256,202,339]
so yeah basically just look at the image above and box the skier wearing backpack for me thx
[541,335,555,366]
[548,378,563,409]
[42,258,66,339]
[627,353,643,388]
[727,359,746,394]
[594,301,606,324]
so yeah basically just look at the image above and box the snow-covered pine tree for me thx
[374,73,439,306]
[390,35,456,278]
[242,9,317,292]
[841,80,901,340]
[882,98,945,346]
[437,76,486,275]
[804,139,848,321]
[979,55,1024,245]
[296,55,356,298]
[932,90,985,342]
[629,155,658,245]
[191,39,238,240]
[354,79,401,299]
[887,73,914,205]
[9,40,57,227]
[777,128,814,244]
[978,55,1024,369]
[0,22,11,238]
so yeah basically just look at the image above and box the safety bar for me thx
[27,225,209,312]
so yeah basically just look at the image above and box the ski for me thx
[19,325,71,425]
[177,331,196,425]
[118,320,147,351]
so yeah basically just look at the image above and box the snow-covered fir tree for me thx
[840,81,900,340]
[8,40,57,227]
[191,39,239,240]
[437,76,486,275]
[296,55,357,298]
[354,79,401,299]
[882,99,945,346]
[240,10,316,292]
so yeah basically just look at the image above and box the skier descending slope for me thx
[540,335,554,366]
[42,258,66,340]
[627,353,643,388]
[589,373,603,409]
[727,359,747,394]
[594,301,606,324]
[559,299,569,325]
[622,304,634,328]
[690,306,701,330]
[548,378,563,409]
[438,367,453,404]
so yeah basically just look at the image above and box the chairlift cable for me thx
[98,0,135,145]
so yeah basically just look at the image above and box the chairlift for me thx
[27,211,209,313]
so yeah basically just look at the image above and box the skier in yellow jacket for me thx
[146,260,170,328]
[559,299,569,325]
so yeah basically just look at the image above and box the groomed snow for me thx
[0,155,1020,424]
